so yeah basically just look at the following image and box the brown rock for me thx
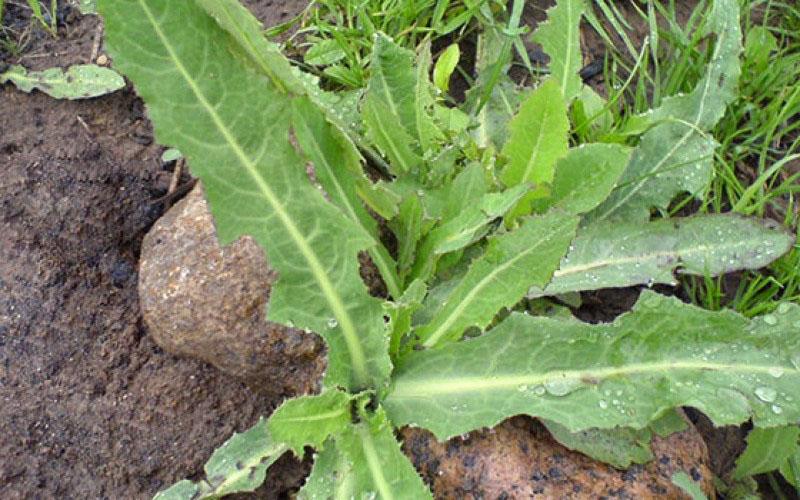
[138,183,325,395]
[401,415,715,499]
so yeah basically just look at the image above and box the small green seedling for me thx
[98,0,799,497]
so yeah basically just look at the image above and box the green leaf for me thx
[385,291,800,441]
[589,0,742,222]
[529,214,794,298]
[433,43,460,93]
[414,210,579,348]
[671,471,708,500]
[299,406,431,499]
[161,148,183,163]
[387,279,427,360]
[292,96,401,298]
[305,39,347,66]
[267,390,353,456]
[780,448,800,488]
[335,407,432,499]
[543,409,687,469]
[732,426,800,480]
[194,0,303,95]
[155,418,288,499]
[500,79,569,219]
[363,34,436,174]
[1,64,124,99]
[531,0,585,102]
[543,421,654,469]
[390,193,425,281]
[539,143,632,215]
[297,441,354,500]
[100,0,391,391]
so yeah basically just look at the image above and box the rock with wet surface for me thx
[402,415,715,499]
[138,183,325,395]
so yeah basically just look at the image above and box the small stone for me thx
[138,183,325,395]
[96,54,108,66]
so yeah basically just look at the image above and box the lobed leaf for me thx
[414,210,579,348]
[267,390,352,456]
[385,291,800,440]
[100,0,391,391]
[531,0,585,102]
[154,418,287,499]
[1,64,124,99]
[529,214,794,298]
[589,0,742,222]
[292,96,401,298]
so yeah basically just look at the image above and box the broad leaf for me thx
[292,96,401,298]
[194,0,303,94]
[589,0,742,222]
[300,407,431,499]
[385,291,800,440]
[414,210,579,348]
[154,418,287,499]
[732,426,800,480]
[543,421,654,469]
[363,34,437,174]
[531,0,585,102]
[100,0,391,391]
[529,214,794,298]
[1,64,124,99]
[500,79,569,219]
[543,409,687,469]
[538,143,633,215]
[267,390,352,456]
[433,43,460,93]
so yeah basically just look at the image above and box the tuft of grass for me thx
[274,0,510,89]
[582,0,800,317]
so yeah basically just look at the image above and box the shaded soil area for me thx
[0,1,309,498]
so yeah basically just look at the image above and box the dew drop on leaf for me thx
[755,386,777,403]
[777,303,792,314]
[762,314,778,326]
[598,400,608,409]
[517,384,529,393]
[327,318,338,329]
[533,385,546,396]
[544,377,582,396]
[768,367,784,378]
[772,404,783,415]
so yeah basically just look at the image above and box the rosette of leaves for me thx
[99,0,800,497]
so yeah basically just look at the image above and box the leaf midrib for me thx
[390,360,797,397]
[137,0,369,388]
[422,222,569,347]
[357,424,394,500]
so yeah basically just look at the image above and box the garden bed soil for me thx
[1,0,748,498]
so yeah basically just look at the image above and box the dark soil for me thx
[0,1,309,498]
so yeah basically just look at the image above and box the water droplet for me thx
[598,400,608,409]
[517,384,529,393]
[755,386,777,403]
[768,367,784,378]
[772,404,783,414]
[327,318,338,328]
[763,315,778,326]
[533,385,546,396]
[777,303,792,314]
[544,377,582,397]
